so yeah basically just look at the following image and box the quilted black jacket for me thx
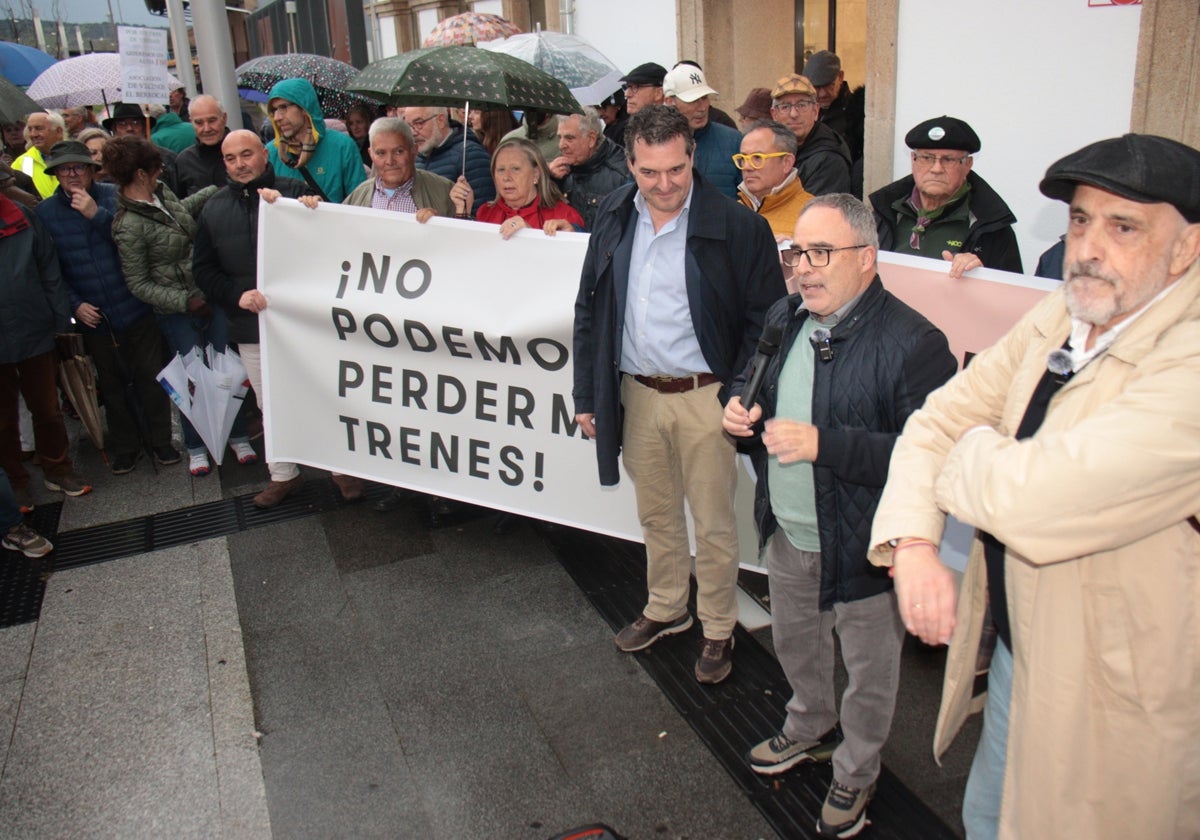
[733,277,956,609]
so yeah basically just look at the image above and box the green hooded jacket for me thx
[266,78,366,203]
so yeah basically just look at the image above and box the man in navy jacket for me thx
[573,106,785,684]
[35,140,176,475]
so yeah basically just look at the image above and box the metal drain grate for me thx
[0,479,362,628]
[542,524,957,840]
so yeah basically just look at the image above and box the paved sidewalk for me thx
[0,425,977,839]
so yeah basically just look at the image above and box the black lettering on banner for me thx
[338,361,363,397]
[431,431,457,470]
[342,254,431,299]
[507,387,534,429]
[475,331,519,364]
[551,394,581,437]
[469,439,489,479]
[527,337,569,372]
[364,313,399,347]
[475,380,497,422]
[402,369,428,409]
[372,365,393,404]
[498,445,523,486]
[332,307,356,340]
[443,326,471,358]
[438,376,465,413]
[366,421,391,457]
[399,426,420,464]
[405,320,436,352]
[339,415,359,450]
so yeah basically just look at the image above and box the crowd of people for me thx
[1,49,1197,840]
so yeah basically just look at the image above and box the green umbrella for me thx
[0,74,42,124]
[347,45,582,115]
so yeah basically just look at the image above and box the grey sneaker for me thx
[694,636,734,684]
[817,779,875,838]
[748,725,840,775]
[3,523,53,558]
[44,472,92,497]
[614,613,693,652]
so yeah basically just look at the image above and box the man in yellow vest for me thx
[12,112,64,199]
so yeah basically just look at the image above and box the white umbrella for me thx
[477,31,623,107]
[157,346,249,466]
[26,53,182,109]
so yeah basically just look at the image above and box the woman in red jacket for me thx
[450,137,584,235]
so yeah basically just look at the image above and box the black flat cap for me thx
[621,62,667,87]
[1039,134,1200,223]
[905,116,980,154]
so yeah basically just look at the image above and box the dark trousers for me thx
[0,349,73,489]
[82,314,173,456]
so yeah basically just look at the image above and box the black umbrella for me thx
[99,312,159,474]
[0,75,42,124]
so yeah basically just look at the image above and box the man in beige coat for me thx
[869,133,1200,839]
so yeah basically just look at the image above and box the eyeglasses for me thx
[781,244,869,268]
[911,152,970,168]
[732,151,790,170]
[407,116,438,131]
[622,83,657,94]
[54,164,90,176]
[772,100,815,114]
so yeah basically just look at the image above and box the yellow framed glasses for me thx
[732,151,790,170]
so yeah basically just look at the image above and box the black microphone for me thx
[810,327,834,362]
[740,324,783,410]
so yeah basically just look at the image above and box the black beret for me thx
[905,116,980,154]
[620,62,667,87]
[1039,134,1200,224]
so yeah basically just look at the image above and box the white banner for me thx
[258,199,1057,568]
[117,26,171,104]
[258,199,647,540]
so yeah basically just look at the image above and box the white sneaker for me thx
[230,441,258,465]
[188,452,211,476]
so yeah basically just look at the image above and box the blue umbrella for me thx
[0,42,57,88]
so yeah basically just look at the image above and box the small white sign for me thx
[118,26,171,104]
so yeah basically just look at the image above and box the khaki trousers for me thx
[620,375,739,639]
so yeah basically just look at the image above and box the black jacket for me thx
[734,278,955,609]
[573,171,786,486]
[869,170,1023,273]
[557,137,629,230]
[192,170,312,344]
[175,131,231,197]
[795,121,852,196]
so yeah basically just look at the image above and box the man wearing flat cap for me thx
[869,116,1022,277]
[868,133,1200,839]
[802,50,864,165]
[619,62,666,116]
[769,74,851,197]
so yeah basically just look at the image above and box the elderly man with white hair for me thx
[548,107,628,230]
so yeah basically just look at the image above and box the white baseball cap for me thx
[662,64,718,103]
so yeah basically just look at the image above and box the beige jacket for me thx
[342,168,455,218]
[869,261,1200,839]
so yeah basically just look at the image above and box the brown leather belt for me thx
[630,372,720,394]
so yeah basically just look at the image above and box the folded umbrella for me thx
[55,333,104,452]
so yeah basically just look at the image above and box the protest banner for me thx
[117,26,171,104]
[258,199,1058,569]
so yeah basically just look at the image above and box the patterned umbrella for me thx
[0,41,57,88]
[347,45,581,115]
[477,31,623,107]
[0,75,42,124]
[422,12,521,47]
[236,53,381,121]
[26,53,181,109]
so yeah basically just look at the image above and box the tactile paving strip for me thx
[542,524,958,840]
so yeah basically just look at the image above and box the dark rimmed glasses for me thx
[781,244,869,268]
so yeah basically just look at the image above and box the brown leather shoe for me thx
[253,475,303,508]
[331,474,365,502]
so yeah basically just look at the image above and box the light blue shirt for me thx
[618,183,710,376]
